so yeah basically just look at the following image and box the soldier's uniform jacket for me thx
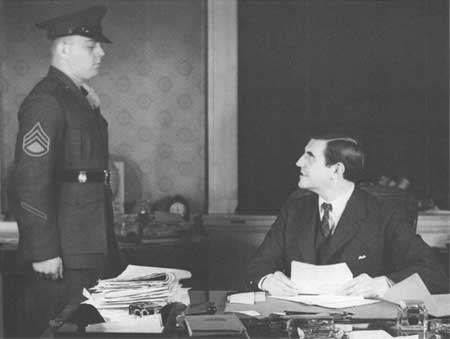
[13,66,114,269]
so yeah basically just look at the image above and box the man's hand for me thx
[338,273,390,298]
[32,257,63,280]
[261,271,299,296]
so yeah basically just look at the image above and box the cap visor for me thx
[98,34,112,43]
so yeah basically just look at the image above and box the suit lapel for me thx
[321,189,368,263]
[296,194,319,264]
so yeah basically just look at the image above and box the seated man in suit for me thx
[247,135,449,297]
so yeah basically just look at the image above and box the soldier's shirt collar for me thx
[47,65,83,94]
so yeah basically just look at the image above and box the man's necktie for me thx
[320,203,333,238]
[80,85,88,97]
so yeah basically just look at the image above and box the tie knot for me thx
[80,86,88,97]
[321,202,332,213]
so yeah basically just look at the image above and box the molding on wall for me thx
[207,0,238,214]
[0,0,4,213]
[203,212,450,248]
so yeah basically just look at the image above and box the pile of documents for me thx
[83,265,191,330]
[85,265,191,309]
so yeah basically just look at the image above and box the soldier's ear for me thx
[53,37,71,58]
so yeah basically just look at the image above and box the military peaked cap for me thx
[36,5,112,43]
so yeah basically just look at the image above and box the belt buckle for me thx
[78,171,87,183]
[104,170,110,186]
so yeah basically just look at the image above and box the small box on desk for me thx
[184,314,248,338]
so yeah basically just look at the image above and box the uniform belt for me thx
[58,170,111,185]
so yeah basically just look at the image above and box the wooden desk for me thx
[45,290,438,338]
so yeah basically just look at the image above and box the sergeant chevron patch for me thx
[22,122,50,157]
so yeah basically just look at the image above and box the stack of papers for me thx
[84,265,191,323]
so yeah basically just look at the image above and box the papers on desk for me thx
[270,261,379,308]
[87,264,191,308]
[107,264,191,281]
[270,294,379,308]
[291,261,353,294]
[86,313,164,333]
[348,330,418,339]
[83,265,191,324]
[382,273,450,317]
[227,292,266,305]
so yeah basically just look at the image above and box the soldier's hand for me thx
[32,257,63,280]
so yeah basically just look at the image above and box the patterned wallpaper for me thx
[0,0,206,213]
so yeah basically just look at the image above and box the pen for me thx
[284,311,319,315]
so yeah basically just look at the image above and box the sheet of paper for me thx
[382,273,450,317]
[291,261,353,294]
[335,323,353,333]
[349,330,418,339]
[270,294,379,308]
[429,294,450,317]
[228,292,255,304]
[85,313,163,333]
[233,310,261,317]
[228,292,266,305]
[348,330,393,339]
[112,265,191,281]
[255,291,266,302]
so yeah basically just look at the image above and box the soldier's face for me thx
[66,36,105,81]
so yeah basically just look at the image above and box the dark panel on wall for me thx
[238,0,449,214]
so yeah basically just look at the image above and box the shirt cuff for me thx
[384,276,395,288]
[258,273,273,290]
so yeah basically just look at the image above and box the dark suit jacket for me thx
[247,188,449,294]
[13,66,119,272]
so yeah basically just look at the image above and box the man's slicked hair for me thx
[311,133,365,182]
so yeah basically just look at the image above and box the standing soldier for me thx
[12,6,122,337]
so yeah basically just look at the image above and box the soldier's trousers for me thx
[17,268,105,338]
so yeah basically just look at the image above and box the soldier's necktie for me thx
[80,84,100,108]
[320,203,333,238]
